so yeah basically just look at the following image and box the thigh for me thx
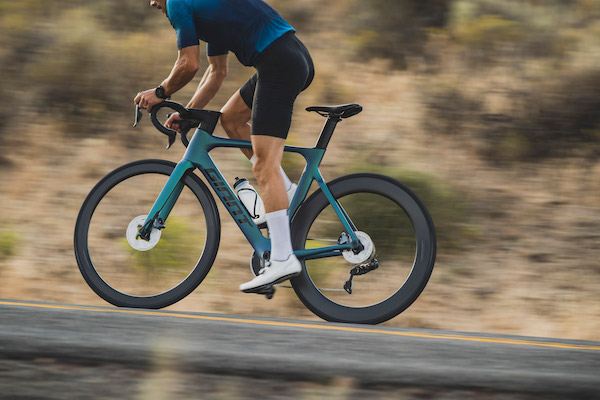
[251,79,297,139]
[220,89,252,125]
[251,60,308,138]
[251,36,312,139]
[238,73,258,109]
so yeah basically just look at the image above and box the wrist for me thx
[155,85,170,100]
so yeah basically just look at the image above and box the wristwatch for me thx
[155,85,169,99]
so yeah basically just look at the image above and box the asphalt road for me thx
[0,299,598,399]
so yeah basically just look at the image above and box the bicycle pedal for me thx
[257,285,275,299]
[242,283,276,298]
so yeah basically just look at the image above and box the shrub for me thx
[334,162,472,253]
[423,69,600,162]
[449,1,577,64]
[387,169,471,251]
[0,3,169,137]
[270,0,317,32]
[422,81,482,136]
[22,7,169,135]
[92,0,155,32]
[480,69,600,161]
[349,0,451,69]
[0,232,19,260]
[453,14,524,46]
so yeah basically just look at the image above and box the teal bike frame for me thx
[140,126,361,261]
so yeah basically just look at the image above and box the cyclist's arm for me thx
[185,53,228,109]
[163,53,228,131]
[134,45,200,110]
[160,45,201,97]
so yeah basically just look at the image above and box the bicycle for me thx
[74,101,436,324]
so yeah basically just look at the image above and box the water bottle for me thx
[234,177,266,225]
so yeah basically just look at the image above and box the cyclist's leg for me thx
[239,33,313,292]
[248,33,313,208]
[240,136,300,292]
[220,81,254,159]
[251,136,288,214]
[221,76,295,208]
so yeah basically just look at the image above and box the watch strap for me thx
[155,85,169,99]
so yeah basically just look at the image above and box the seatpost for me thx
[315,116,342,149]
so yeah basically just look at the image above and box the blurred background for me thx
[0,0,598,340]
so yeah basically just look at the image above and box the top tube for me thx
[138,100,362,151]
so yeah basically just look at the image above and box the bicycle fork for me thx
[137,160,193,240]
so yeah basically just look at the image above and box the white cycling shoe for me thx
[239,254,302,293]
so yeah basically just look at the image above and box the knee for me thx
[219,110,237,135]
[252,157,278,184]
[252,158,266,180]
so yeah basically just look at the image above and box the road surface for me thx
[0,299,598,399]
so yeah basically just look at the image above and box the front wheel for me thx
[74,160,220,309]
[291,174,436,324]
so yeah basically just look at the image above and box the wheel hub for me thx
[342,231,375,264]
[126,215,162,251]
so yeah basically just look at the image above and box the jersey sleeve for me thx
[206,42,229,57]
[167,0,199,50]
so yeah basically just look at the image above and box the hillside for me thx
[0,0,598,339]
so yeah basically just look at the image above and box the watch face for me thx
[155,86,166,99]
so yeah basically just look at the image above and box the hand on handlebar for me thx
[165,112,184,133]
[134,89,162,112]
[133,99,208,149]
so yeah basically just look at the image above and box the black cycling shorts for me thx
[239,32,314,139]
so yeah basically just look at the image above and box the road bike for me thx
[74,101,436,324]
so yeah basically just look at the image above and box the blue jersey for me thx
[166,0,295,66]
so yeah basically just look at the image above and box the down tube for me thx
[195,154,271,257]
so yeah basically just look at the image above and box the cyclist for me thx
[134,0,314,293]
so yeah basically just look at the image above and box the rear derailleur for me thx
[343,258,379,294]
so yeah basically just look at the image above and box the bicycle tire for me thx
[74,159,220,309]
[291,173,436,324]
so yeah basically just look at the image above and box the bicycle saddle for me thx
[306,104,362,119]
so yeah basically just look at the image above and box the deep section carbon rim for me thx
[74,160,220,309]
[291,174,436,324]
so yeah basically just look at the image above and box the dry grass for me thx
[0,0,599,342]
[1,57,599,341]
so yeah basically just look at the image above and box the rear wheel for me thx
[74,160,220,309]
[291,174,436,324]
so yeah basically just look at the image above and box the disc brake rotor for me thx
[126,215,162,251]
[342,231,376,264]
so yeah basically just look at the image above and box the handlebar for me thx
[133,100,221,149]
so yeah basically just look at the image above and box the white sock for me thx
[250,156,293,191]
[266,209,293,262]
